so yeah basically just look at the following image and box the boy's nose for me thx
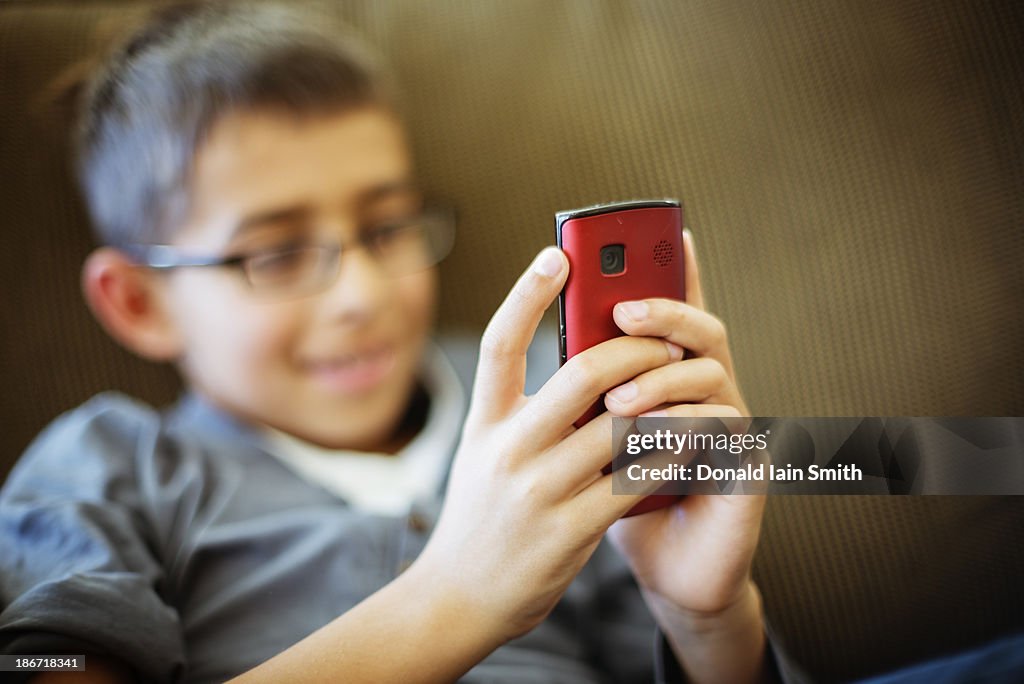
[316,242,392,322]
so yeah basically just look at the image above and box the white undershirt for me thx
[264,341,466,516]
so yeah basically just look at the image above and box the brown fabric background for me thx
[1,1,1022,681]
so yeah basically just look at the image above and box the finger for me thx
[568,404,752,529]
[683,227,705,310]
[612,298,735,377]
[535,409,631,497]
[639,403,743,419]
[470,247,568,423]
[512,335,684,451]
[569,470,654,532]
[604,357,745,416]
[533,399,725,499]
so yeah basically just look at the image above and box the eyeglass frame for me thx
[119,205,456,297]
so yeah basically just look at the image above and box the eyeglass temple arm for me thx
[121,244,240,269]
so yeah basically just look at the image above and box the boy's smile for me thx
[155,106,437,452]
[300,344,398,396]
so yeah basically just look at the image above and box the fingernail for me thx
[618,300,648,321]
[665,341,684,360]
[533,248,564,278]
[607,381,638,404]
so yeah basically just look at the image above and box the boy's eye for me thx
[366,222,405,244]
[244,243,328,289]
[365,219,423,252]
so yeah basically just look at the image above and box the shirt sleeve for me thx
[0,394,186,683]
[565,539,665,681]
[575,541,802,684]
[653,626,795,684]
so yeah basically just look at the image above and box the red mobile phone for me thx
[556,199,686,516]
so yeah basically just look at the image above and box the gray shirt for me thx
[0,335,675,683]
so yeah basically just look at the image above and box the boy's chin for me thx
[286,417,408,453]
[284,382,423,453]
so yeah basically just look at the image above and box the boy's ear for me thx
[81,247,184,362]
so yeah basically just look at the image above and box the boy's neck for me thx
[377,381,431,455]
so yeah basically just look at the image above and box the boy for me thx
[0,2,770,682]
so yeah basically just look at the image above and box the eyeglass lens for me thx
[242,212,453,297]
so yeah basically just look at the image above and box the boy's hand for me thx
[604,229,769,683]
[417,247,674,644]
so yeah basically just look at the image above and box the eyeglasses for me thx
[124,207,455,298]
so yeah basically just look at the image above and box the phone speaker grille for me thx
[653,240,674,266]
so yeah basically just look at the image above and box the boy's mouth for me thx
[303,346,397,395]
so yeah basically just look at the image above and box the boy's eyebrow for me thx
[227,179,422,242]
[355,179,422,208]
[230,207,312,241]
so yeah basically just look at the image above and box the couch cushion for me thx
[1,1,1021,680]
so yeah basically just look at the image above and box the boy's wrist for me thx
[230,550,509,683]
[642,580,768,684]
[641,579,761,635]
[403,551,511,651]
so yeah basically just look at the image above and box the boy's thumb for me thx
[531,247,566,280]
[470,247,567,422]
[486,247,567,349]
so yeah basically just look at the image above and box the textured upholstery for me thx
[1,1,1021,680]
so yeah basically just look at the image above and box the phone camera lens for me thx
[600,244,626,275]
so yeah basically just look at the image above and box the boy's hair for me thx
[74,0,395,247]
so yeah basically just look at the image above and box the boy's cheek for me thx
[177,305,297,386]
[397,269,439,323]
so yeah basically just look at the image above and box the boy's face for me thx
[160,106,436,451]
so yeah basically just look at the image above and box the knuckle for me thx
[557,505,594,540]
[508,277,535,309]
[511,467,551,503]
[480,325,513,358]
[564,353,603,394]
[720,404,743,418]
[704,357,729,385]
[648,299,683,337]
[665,298,688,322]
[491,452,518,480]
[554,492,600,535]
[708,315,728,346]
